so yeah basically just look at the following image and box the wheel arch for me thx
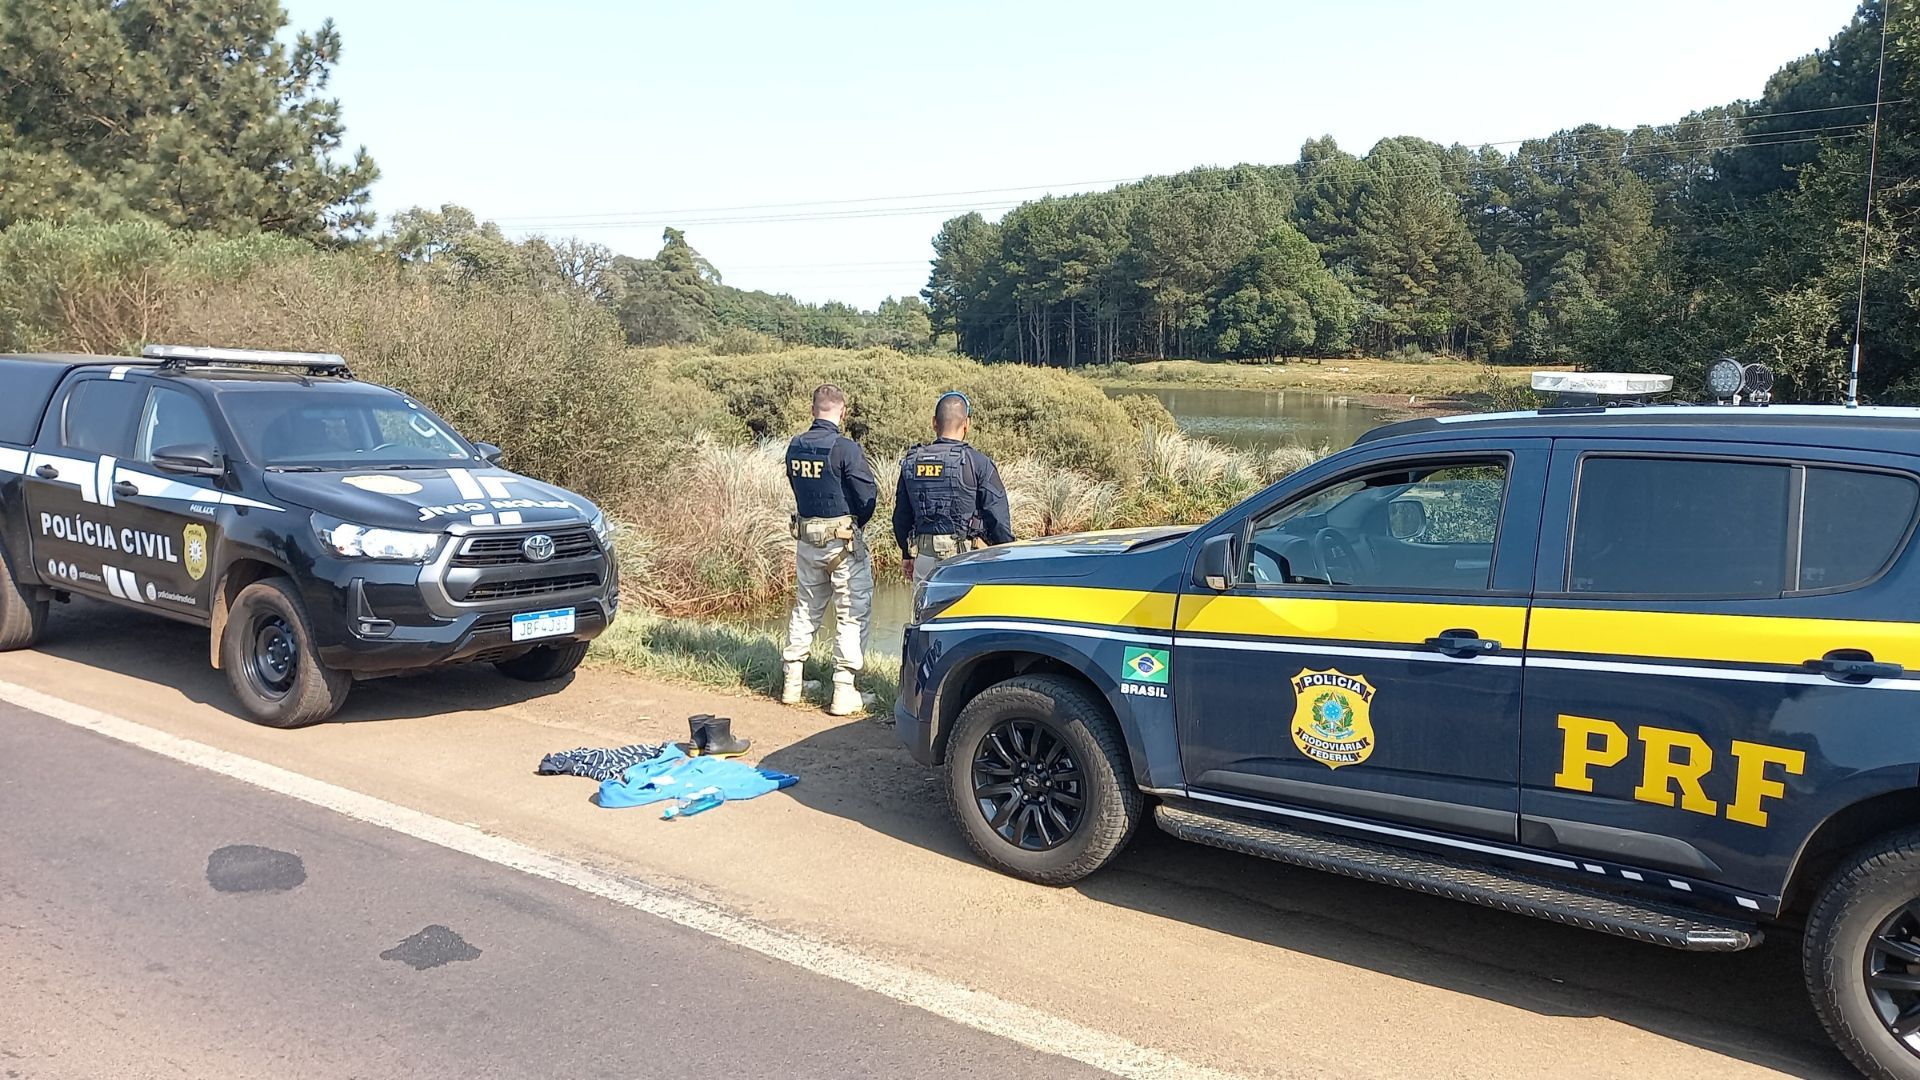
[928,644,1169,789]
[1783,786,1920,921]
[208,556,292,669]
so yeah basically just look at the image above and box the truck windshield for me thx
[218,389,476,469]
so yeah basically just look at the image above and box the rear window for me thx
[1800,467,1919,591]
[62,379,147,457]
[1569,456,1917,597]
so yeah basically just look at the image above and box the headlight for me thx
[312,515,442,562]
[912,577,973,624]
[589,509,615,546]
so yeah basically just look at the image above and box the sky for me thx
[283,0,1862,307]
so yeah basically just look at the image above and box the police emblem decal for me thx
[1289,668,1377,769]
[183,524,209,582]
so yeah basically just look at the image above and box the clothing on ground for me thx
[785,418,877,525]
[597,744,800,809]
[537,743,667,783]
[783,531,872,670]
[891,437,1014,558]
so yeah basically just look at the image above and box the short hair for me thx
[933,393,969,434]
[811,384,846,415]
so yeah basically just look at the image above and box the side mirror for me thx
[151,443,225,478]
[1193,533,1236,592]
[1387,498,1428,541]
[474,442,504,465]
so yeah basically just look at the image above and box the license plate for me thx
[512,607,575,642]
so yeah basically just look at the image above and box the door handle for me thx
[113,480,139,498]
[1806,649,1905,683]
[34,464,58,479]
[1426,628,1501,657]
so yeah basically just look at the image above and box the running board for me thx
[1154,804,1759,952]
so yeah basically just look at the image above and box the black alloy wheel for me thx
[244,613,299,701]
[1865,901,1920,1051]
[971,717,1085,851]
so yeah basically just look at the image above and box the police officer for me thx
[781,384,877,716]
[893,391,1014,584]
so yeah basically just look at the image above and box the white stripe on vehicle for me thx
[470,513,495,527]
[447,468,485,500]
[1527,655,1920,691]
[96,455,116,507]
[108,366,130,380]
[497,511,523,526]
[108,466,285,512]
[478,474,518,500]
[120,568,144,603]
[0,447,25,474]
[919,618,1173,646]
[1177,634,1526,667]
[103,565,125,599]
[27,453,97,503]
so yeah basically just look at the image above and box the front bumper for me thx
[895,624,939,765]
[301,520,620,674]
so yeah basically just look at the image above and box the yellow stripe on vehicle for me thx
[1176,594,1529,647]
[935,585,1177,631]
[1530,606,1920,670]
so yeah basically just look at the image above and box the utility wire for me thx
[1849,3,1895,407]
[493,100,1901,229]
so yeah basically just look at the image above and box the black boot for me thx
[680,714,716,756]
[695,715,751,758]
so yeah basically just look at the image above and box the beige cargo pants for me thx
[782,517,873,672]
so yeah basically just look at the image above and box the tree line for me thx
[4,0,1918,401]
[924,0,1920,401]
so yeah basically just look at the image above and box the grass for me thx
[1082,356,1561,397]
[588,614,901,714]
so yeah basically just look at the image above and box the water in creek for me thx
[750,388,1394,657]
[1105,385,1390,453]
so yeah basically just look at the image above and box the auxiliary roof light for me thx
[1707,357,1746,402]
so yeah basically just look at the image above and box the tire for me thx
[943,674,1142,885]
[0,547,47,650]
[1805,827,1920,1080]
[494,640,589,682]
[220,578,350,728]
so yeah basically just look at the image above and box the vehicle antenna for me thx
[1848,0,1894,408]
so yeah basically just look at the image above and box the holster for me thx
[799,515,857,547]
[913,534,962,559]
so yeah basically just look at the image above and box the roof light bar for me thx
[141,344,351,373]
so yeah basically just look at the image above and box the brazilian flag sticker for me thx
[1122,647,1170,684]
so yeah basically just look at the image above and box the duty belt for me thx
[795,514,857,547]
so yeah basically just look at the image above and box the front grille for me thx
[464,573,601,602]
[452,526,598,567]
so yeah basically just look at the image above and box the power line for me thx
[1850,3,1895,407]
[490,100,1902,230]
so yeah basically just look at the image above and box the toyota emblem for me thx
[521,534,557,562]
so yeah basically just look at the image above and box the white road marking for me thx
[0,679,1240,1080]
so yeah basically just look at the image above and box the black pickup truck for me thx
[0,346,619,726]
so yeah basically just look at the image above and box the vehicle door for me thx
[1520,441,1920,903]
[1173,438,1548,841]
[111,383,226,617]
[22,375,147,603]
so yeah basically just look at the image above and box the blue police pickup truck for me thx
[899,397,1920,1079]
[0,346,619,727]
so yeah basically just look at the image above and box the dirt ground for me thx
[0,598,1852,1079]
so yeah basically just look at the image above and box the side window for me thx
[136,386,219,461]
[1800,467,1918,591]
[1245,460,1508,591]
[1570,457,1792,596]
[61,379,146,457]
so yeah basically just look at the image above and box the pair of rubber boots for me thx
[780,661,862,716]
[686,713,750,757]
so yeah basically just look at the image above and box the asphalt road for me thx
[0,598,1863,1079]
[0,703,1103,1079]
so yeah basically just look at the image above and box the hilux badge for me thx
[1290,668,1377,769]
[521,534,556,562]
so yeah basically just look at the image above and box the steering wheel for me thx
[1315,527,1360,585]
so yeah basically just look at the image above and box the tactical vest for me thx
[785,432,839,518]
[904,441,978,538]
